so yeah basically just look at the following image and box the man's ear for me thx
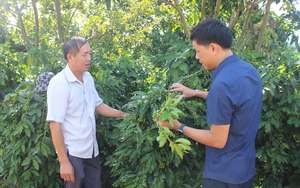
[210,43,219,55]
[67,53,72,62]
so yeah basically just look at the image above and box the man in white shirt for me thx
[47,36,128,188]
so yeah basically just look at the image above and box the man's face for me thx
[192,40,215,70]
[69,42,92,73]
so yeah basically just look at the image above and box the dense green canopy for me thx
[0,0,299,187]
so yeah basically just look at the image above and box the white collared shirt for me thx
[46,65,103,158]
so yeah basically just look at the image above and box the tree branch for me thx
[235,0,255,49]
[228,0,243,30]
[54,0,64,43]
[66,0,84,39]
[255,0,272,52]
[13,0,31,51]
[201,0,207,21]
[163,0,191,37]
[31,0,39,48]
[214,0,222,19]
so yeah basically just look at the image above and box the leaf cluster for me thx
[105,84,205,188]
[0,82,62,187]
[240,47,300,187]
[153,93,192,159]
[0,0,299,187]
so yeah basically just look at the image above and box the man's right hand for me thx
[170,83,208,100]
[60,160,75,182]
[170,83,196,98]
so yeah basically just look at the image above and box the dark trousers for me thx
[203,176,254,188]
[65,154,102,188]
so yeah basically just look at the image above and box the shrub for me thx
[0,82,62,188]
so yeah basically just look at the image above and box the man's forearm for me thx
[96,103,128,118]
[194,90,208,99]
[49,121,69,163]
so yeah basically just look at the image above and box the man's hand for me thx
[96,103,129,118]
[170,83,208,99]
[170,83,196,98]
[60,160,75,182]
[157,120,181,130]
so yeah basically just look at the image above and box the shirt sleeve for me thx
[206,81,234,125]
[46,80,69,123]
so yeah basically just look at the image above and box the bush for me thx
[0,44,299,187]
[0,82,62,188]
[241,48,300,187]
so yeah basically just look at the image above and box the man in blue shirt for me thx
[158,19,263,187]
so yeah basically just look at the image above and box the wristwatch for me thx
[178,124,186,134]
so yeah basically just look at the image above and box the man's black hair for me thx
[190,18,233,48]
[62,37,88,61]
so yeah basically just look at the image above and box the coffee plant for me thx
[0,82,62,187]
[153,93,192,159]
[240,47,300,187]
[105,83,206,188]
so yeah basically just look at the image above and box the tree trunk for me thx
[228,0,243,30]
[66,0,84,35]
[54,0,65,43]
[214,0,222,19]
[255,0,272,52]
[13,0,31,51]
[172,0,190,37]
[235,0,255,49]
[32,0,39,48]
[163,0,191,37]
[201,0,207,21]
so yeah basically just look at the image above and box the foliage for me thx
[0,82,62,187]
[153,93,192,159]
[0,27,63,102]
[83,0,162,59]
[240,47,300,187]
[0,0,300,187]
[90,51,161,187]
[106,84,206,188]
[103,37,209,187]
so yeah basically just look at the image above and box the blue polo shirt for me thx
[203,54,263,184]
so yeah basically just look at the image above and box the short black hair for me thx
[190,18,233,48]
[62,37,88,61]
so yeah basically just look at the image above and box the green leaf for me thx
[21,156,31,166]
[175,138,191,145]
[172,143,183,159]
[156,134,167,147]
[177,143,192,152]
[282,143,289,149]
[24,128,31,137]
[161,110,170,121]
[40,144,48,156]
[33,158,39,170]
[25,119,35,132]
[167,116,174,126]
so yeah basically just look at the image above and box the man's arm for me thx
[158,120,230,149]
[95,103,128,118]
[49,121,75,182]
[179,123,229,149]
[170,83,208,99]
[192,90,208,99]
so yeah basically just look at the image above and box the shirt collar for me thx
[64,64,89,83]
[211,54,239,80]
